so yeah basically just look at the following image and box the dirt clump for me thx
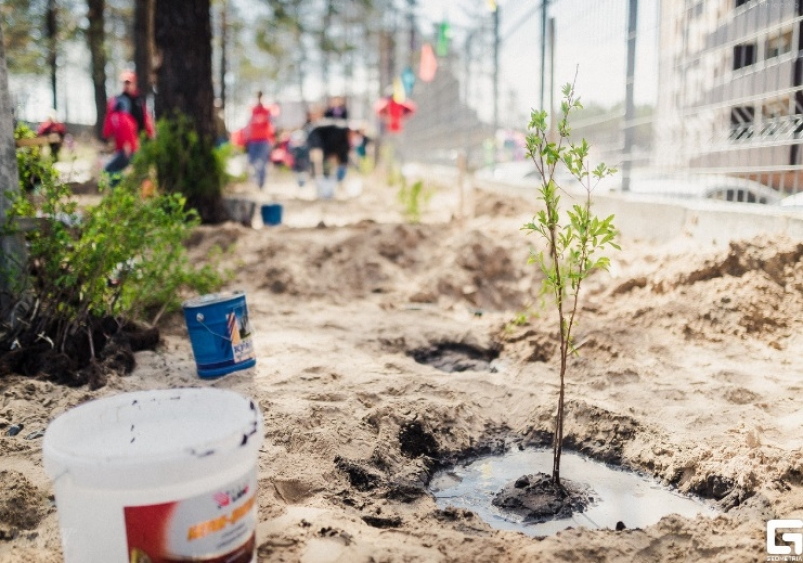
[0,471,49,540]
[492,472,593,523]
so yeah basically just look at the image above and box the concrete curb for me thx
[474,176,803,247]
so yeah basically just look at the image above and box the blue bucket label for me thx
[227,310,255,364]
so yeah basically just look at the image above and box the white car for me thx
[477,164,782,205]
[779,191,803,208]
[589,171,781,204]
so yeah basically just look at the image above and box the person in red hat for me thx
[102,69,155,186]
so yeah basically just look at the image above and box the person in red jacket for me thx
[244,91,275,189]
[37,109,67,160]
[102,70,154,186]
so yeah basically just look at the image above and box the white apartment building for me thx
[656,0,803,193]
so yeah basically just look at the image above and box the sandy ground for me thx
[2,167,803,562]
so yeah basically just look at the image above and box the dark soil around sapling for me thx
[492,472,594,523]
[0,316,160,389]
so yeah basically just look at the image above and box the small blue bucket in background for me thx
[182,291,256,378]
[261,203,283,226]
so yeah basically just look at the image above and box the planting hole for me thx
[429,448,717,536]
[409,343,499,373]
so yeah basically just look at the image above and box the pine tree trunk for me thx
[154,0,215,140]
[218,0,227,108]
[46,0,57,111]
[86,0,107,140]
[134,0,154,95]
[0,23,25,319]
[154,0,226,224]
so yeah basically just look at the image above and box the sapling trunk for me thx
[522,76,619,487]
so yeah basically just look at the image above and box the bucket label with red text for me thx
[124,469,257,563]
[228,307,255,365]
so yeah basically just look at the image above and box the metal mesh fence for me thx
[391,0,657,175]
[390,0,803,207]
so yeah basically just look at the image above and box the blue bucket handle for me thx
[194,312,233,343]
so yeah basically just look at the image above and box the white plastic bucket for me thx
[316,177,336,199]
[43,388,263,563]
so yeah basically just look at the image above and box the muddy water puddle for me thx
[430,448,718,536]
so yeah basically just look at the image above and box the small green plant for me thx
[2,169,227,358]
[504,307,533,333]
[14,123,57,192]
[397,179,432,223]
[522,79,619,486]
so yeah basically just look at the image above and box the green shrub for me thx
[2,169,227,355]
[14,123,57,192]
[129,112,228,200]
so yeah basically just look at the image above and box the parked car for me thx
[478,163,782,205]
[778,191,803,208]
[701,176,782,204]
[603,171,783,204]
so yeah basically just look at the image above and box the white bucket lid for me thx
[43,388,262,490]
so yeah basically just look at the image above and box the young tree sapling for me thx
[522,78,619,486]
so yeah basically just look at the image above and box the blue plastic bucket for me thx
[261,203,282,226]
[182,291,256,378]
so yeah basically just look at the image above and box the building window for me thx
[730,106,754,140]
[762,98,790,137]
[766,31,792,59]
[735,0,751,7]
[763,99,789,120]
[733,44,756,70]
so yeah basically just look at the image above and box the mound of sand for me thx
[1,173,801,562]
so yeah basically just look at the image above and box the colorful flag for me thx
[419,43,438,82]
[436,21,451,57]
[401,66,416,95]
[392,76,406,103]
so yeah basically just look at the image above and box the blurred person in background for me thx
[102,70,154,186]
[349,124,371,172]
[306,104,350,198]
[243,91,275,189]
[289,128,310,187]
[37,109,67,160]
[324,95,348,120]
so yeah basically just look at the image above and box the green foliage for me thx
[2,170,227,353]
[397,179,432,224]
[130,112,227,199]
[253,0,375,87]
[521,78,619,485]
[504,307,534,333]
[14,123,57,192]
[1,0,84,74]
